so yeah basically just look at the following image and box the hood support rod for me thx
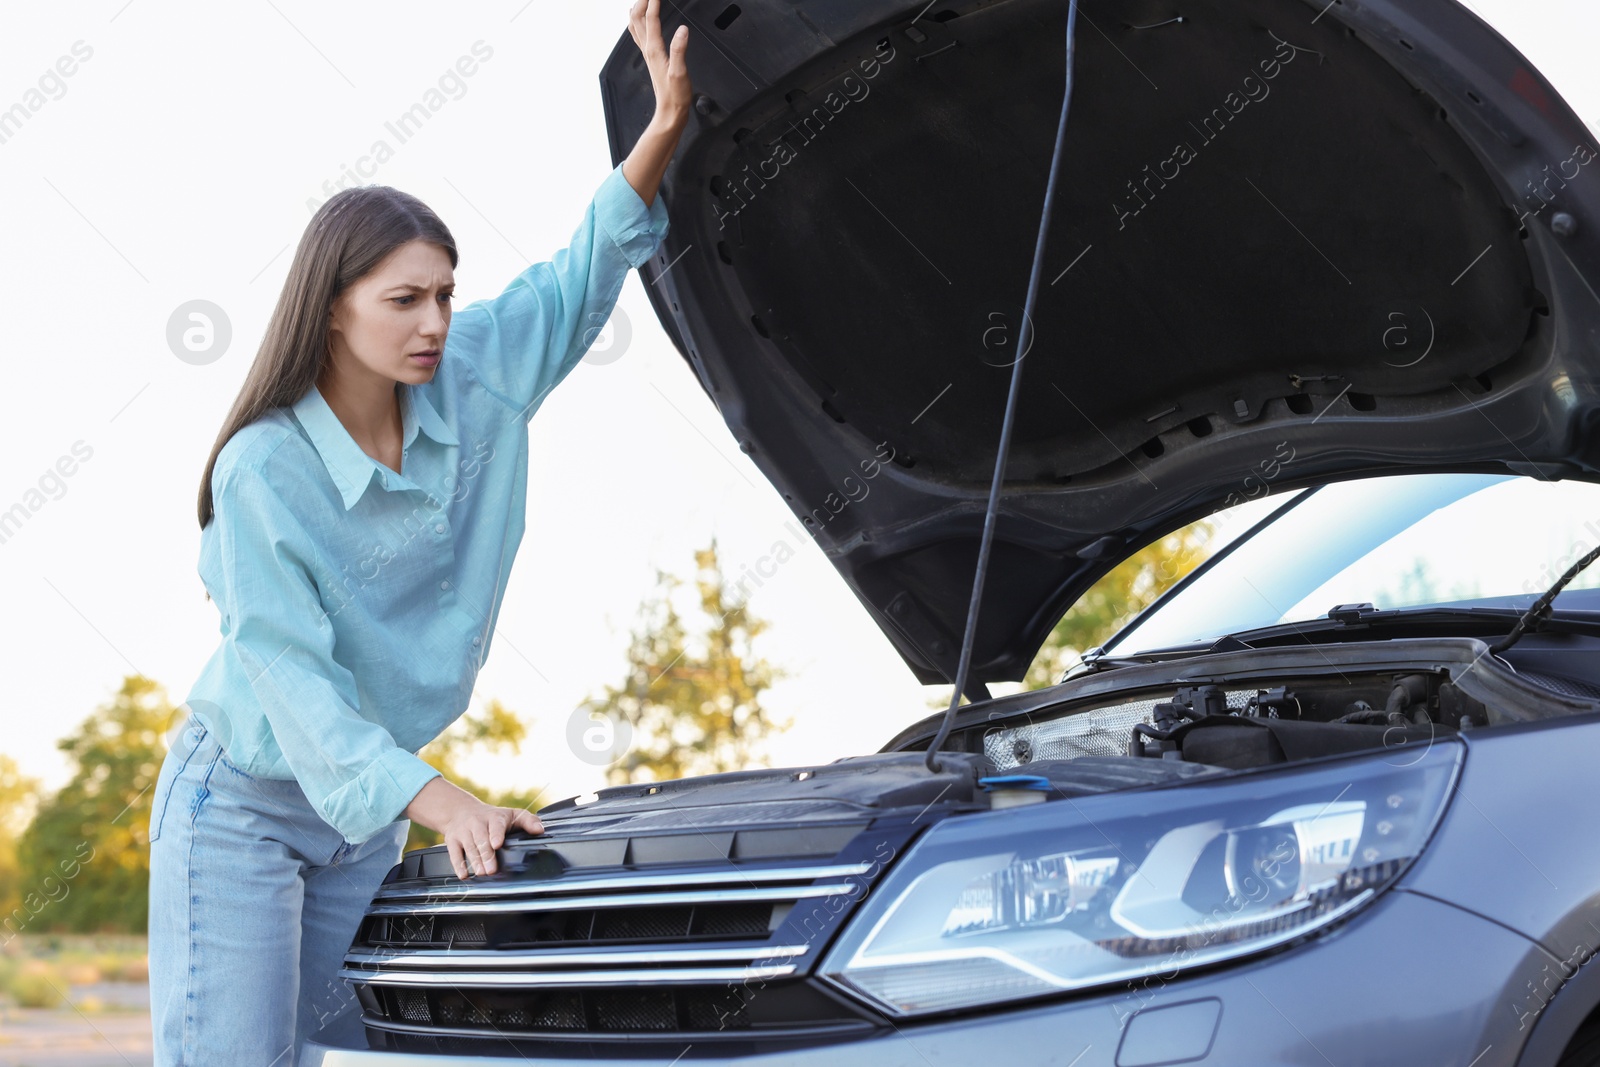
[926,0,1082,772]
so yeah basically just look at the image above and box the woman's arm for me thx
[404,4,692,879]
[209,462,445,845]
[212,457,538,872]
[620,0,692,208]
[441,0,690,422]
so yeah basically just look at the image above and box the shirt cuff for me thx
[594,162,671,269]
[320,747,441,845]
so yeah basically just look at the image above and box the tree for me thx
[5,674,540,925]
[407,698,541,851]
[13,675,177,935]
[1023,519,1217,688]
[587,540,791,786]
[0,755,40,927]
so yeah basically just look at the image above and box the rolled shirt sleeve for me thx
[212,461,441,844]
[447,161,671,421]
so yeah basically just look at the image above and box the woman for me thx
[145,4,690,1063]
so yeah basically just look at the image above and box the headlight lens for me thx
[820,741,1461,1016]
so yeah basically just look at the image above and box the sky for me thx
[1,0,1596,808]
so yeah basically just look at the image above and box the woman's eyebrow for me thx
[382,281,457,293]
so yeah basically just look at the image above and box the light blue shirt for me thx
[184,162,669,844]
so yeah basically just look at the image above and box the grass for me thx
[0,934,148,1011]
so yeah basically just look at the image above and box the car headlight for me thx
[819,741,1461,1016]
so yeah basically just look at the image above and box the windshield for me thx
[1104,472,1600,656]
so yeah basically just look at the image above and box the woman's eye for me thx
[441,292,454,302]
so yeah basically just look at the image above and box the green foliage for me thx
[9,960,66,1008]
[0,754,41,925]
[0,935,148,1009]
[11,675,177,936]
[588,540,791,786]
[407,699,540,851]
[1022,519,1218,689]
[6,677,542,915]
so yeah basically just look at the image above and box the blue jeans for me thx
[147,706,409,1066]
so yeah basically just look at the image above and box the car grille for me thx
[341,853,896,1050]
[358,893,777,950]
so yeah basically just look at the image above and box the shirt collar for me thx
[290,382,459,511]
[407,382,460,450]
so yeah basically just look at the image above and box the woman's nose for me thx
[422,304,448,338]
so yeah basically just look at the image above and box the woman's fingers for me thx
[629,0,667,72]
[668,24,688,78]
[471,826,496,877]
[644,0,663,57]
[448,824,494,879]
[438,800,547,882]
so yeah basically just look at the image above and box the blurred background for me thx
[0,0,1594,1062]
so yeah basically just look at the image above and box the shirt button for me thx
[435,523,446,534]
[472,637,482,647]
[439,580,449,590]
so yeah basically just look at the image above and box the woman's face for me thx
[326,238,455,387]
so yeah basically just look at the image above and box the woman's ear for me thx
[327,295,345,345]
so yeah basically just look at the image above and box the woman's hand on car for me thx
[629,0,691,126]
[402,775,544,879]
[620,0,693,207]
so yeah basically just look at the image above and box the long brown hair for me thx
[196,186,458,528]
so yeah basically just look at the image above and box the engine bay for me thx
[890,635,1600,805]
[516,639,1600,847]
[980,671,1474,778]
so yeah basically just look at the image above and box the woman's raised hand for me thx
[402,775,544,879]
[628,0,691,124]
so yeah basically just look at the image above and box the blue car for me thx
[306,0,1600,1063]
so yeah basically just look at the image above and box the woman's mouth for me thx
[409,351,440,366]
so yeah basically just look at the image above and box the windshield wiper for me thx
[1106,603,1600,666]
[1491,541,1600,653]
[1073,634,1255,673]
[1225,605,1592,648]
[1073,645,1198,674]
[1082,548,1600,675]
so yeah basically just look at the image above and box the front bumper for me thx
[303,887,1558,1067]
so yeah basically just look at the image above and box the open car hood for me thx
[599,0,1600,687]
